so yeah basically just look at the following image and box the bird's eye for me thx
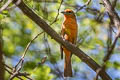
[68,11,71,13]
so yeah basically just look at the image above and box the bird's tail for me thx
[64,50,72,77]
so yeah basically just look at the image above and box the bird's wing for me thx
[60,25,65,59]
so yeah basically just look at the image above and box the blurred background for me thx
[0,0,120,80]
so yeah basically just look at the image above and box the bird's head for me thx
[61,9,75,19]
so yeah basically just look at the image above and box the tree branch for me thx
[15,31,44,69]
[0,0,13,13]
[76,0,92,13]
[102,0,120,28]
[12,0,112,80]
[94,0,120,79]
[50,0,63,25]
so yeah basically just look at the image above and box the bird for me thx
[60,9,78,77]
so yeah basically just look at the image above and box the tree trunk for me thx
[0,26,5,80]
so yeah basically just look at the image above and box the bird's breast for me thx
[63,19,77,36]
[64,20,77,28]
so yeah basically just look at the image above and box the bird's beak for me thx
[61,11,65,14]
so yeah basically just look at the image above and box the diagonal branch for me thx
[12,0,112,80]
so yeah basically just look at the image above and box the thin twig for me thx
[17,60,24,72]
[50,0,63,25]
[15,31,44,68]
[10,71,30,80]
[43,33,51,55]
[0,0,13,13]
[9,31,44,80]
[5,68,12,75]
[24,75,33,80]
[104,29,120,62]
[9,60,32,80]
[5,67,23,80]
[54,64,64,78]
[76,0,92,13]
[4,63,12,70]
[21,31,44,59]
[0,0,22,13]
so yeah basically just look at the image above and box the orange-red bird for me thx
[60,9,78,77]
